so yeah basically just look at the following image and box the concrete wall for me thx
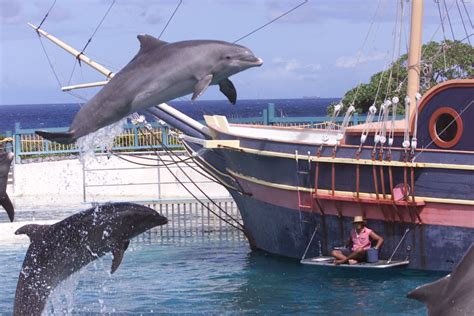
[9,153,229,209]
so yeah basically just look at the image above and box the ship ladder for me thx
[295,150,313,210]
[295,151,313,233]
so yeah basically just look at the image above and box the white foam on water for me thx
[76,118,127,163]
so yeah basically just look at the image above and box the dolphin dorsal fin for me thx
[137,34,168,54]
[111,240,130,274]
[15,224,50,242]
[407,274,449,305]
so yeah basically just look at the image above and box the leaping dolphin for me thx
[36,35,263,144]
[13,202,168,315]
[407,244,474,316]
[0,152,14,222]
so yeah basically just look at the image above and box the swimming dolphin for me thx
[13,202,168,315]
[0,152,14,222]
[407,244,474,316]
[36,35,263,144]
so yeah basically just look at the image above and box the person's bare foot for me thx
[334,259,346,265]
[348,259,358,265]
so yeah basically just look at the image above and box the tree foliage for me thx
[330,40,474,114]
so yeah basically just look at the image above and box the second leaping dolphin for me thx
[13,202,168,315]
[407,244,474,315]
[36,35,263,144]
[0,151,14,222]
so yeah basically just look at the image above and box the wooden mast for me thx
[406,0,424,127]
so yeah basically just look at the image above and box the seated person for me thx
[331,216,384,265]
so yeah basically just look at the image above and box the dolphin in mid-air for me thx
[13,202,168,315]
[0,151,14,222]
[36,35,263,144]
[407,244,474,316]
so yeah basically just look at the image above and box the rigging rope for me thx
[350,0,386,106]
[158,0,183,39]
[136,126,246,232]
[410,93,421,158]
[455,0,472,45]
[111,152,193,168]
[79,0,116,56]
[127,115,246,230]
[68,0,116,84]
[460,0,473,28]
[37,36,89,103]
[442,0,456,40]
[37,0,57,29]
[233,0,308,43]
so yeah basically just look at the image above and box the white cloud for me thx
[335,51,387,68]
[261,57,321,81]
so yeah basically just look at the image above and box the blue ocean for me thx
[0,98,336,134]
[0,232,439,314]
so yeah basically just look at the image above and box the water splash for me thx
[43,256,113,314]
[76,118,127,163]
[44,272,80,315]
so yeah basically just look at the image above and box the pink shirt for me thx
[351,227,373,251]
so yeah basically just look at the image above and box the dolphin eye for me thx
[226,56,231,60]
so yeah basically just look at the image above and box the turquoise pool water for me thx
[0,233,441,314]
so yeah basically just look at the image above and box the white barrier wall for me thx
[10,153,230,209]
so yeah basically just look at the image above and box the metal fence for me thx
[130,198,245,241]
[11,122,182,163]
[81,151,221,203]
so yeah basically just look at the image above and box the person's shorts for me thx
[340,248,351,257]
[334,247,352,256]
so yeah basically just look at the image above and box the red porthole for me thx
[428,107,463,149]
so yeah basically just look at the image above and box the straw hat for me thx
[353,216,365,223]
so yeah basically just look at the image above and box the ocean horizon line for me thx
[0,97,340,108]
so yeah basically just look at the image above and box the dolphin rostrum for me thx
[0,151,14,222]
[13,202,168,315]
[36,35,263,144]
[407,244,474,316]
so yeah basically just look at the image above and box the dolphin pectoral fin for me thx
[219,78,237,105]
[0,194,14,222]
[111,240,130,274]
[15,224,50,242]
[36,130,76,145]
[192,74,213,101]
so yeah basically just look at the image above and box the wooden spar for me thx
[28,22,115,79]
[406,0,424,128]
[62,81,109,91]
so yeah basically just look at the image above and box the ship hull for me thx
[183,139,473,272]
[231,191,474,272]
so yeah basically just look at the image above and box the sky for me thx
[0,0,471,105]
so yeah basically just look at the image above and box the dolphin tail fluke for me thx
[35,130,76,145]
[0,194,14,222]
